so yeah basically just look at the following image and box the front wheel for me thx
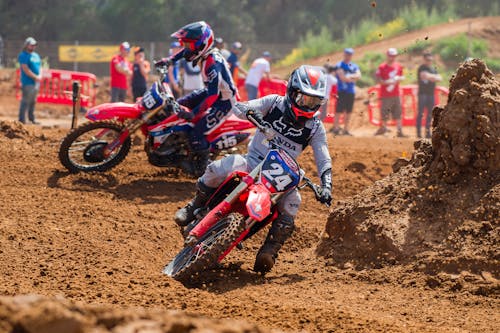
[58,121,131,173]
[163,212,246,282]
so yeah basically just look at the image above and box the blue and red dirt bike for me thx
[58,65,253,177]
[163,116,328,282]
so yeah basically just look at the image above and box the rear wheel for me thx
[163,212,246,282]
[58,121,131,173]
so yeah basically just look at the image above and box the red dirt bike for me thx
[58,65,254,176]
[163,117,328,282]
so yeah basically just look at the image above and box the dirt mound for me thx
[0,120,30,139]
[319,59,500,295]
[0,295,271,333]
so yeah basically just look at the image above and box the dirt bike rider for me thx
[175,65,333,274]
[155,21,238,174]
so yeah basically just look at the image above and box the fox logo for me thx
[272,118,303,137]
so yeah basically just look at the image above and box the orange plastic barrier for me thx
[16,69,97,107]
[366,84,449,127]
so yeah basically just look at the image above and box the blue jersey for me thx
[18,51,41,86]
[227,52,239,75]
[172,49,236,113]
[336,61,359,94]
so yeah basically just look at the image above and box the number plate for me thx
[260,150,300,193]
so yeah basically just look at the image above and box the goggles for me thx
[180,40,197,51]
[294,93,325,110]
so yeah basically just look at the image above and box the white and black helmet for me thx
[285,65,327,127]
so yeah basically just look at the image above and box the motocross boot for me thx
[254,214,295,274]
[191,149,210,177]
[174,180,216,227]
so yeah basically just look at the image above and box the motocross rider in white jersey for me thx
[175,65,333,273]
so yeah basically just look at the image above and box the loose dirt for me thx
[0,62,499,332]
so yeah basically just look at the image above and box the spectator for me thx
[131,46,150,101]
[227,41,247,83]
[215,37,230,59]
[179,58,203,96]
[417,51,442,138]
[110,41,132,102]
[319,63,337,122]
[165,41,182,99]
[18,37,41,124]
[244,51,272,101]
[375,48,406,137]
[332,48,361,136]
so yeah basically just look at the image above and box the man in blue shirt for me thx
[165,41,182,99]
[18,37,41,124]
[227,42,247,83]
[332,48,361,136]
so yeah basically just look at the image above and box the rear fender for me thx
[245,183,272,221]
[86,102,143,121]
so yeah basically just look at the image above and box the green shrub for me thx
[365,18,407,43]
[434,34,488,63]
[399,3,455,31]
[355,52,385,88]
[278,27,338,67]
[342,19,380,48]
[484,58,500,72]
[406,39,433,54]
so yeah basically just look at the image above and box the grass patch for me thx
[433,34,488,63]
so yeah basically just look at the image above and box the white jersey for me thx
[245,57,271,87]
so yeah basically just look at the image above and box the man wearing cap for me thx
[18,37,41,124]
[332,47,361,136]
[165,41,182,99]
[110,41,132,102]
[375,48,406,137]
[417,51,442,138]
[244,51,272,101]
[131,46,150,101]
[215,37,230,59]
[227,41,247,83]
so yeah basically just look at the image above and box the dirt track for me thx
[0,120,498,332]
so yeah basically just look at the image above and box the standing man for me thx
[319,63,337,122]
[215,37,230,59]
[110,41,132,102]
[165,41,182,99]
[131,46,150,101]
[18,37,41,124]
[227,41,247,84]
[375,48,406,137]
[332,48,361,136]
[245,51,272,101]
[417,51,442,138]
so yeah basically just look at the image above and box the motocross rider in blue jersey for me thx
[156,21,238,175]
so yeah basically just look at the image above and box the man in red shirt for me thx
[110,41,132,102]
[375,48,406,137]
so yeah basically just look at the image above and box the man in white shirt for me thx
[244,51,272,100]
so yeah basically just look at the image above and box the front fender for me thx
[246,183,271,221]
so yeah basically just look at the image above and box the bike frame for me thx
[186,149,300,262]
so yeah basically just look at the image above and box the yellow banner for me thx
[59,45,134,62]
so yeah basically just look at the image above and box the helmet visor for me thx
[294,93,325,111]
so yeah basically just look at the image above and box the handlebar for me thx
[299,176,331,207]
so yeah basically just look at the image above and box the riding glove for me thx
[317,169,332,205]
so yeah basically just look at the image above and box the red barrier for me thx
[16,69,97,107]
[366,84,449,127]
